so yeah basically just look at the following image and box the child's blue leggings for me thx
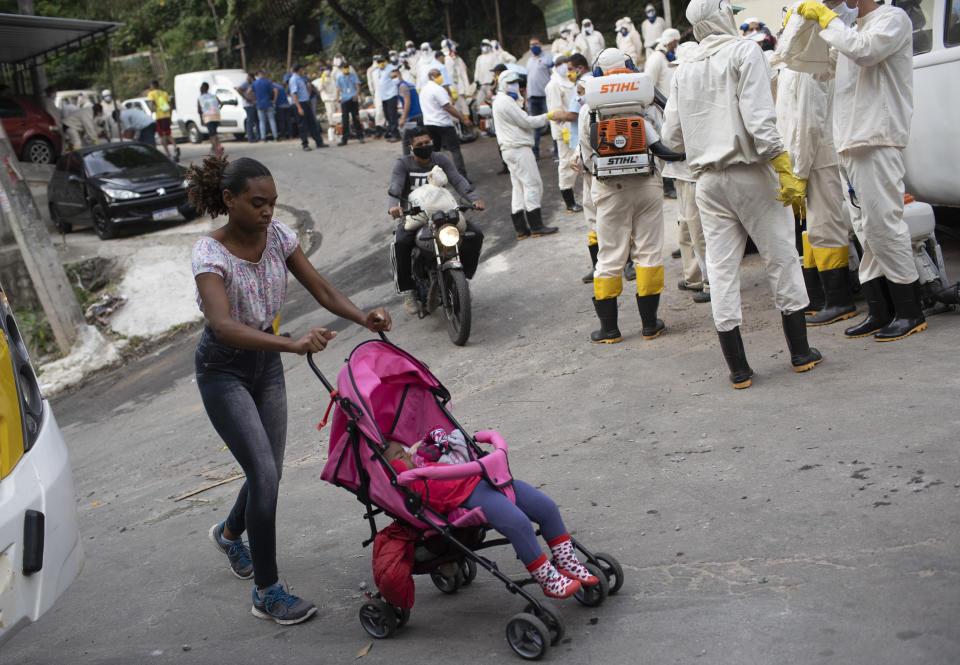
[464,479,567,565]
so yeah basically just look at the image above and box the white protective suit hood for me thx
[686,0,742,59]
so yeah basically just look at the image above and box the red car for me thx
[0,95,62,164]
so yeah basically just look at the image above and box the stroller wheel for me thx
[505,612,550,661]
[593,552,624,594]
[394,605,411,628]
[430,569,462,594]
[460,558,478,586]
[523,602,564,645]
[358,598,398,638]
[573,563,609,607]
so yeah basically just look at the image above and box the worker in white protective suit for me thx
[63,104,101,150]
[774,10,857,326]
[318,65,340,141]
[661,0,822,388]
[644,28,681,93]
[575,19,606,65]
[417,43,450,91]
[474,39,500,97]
[641,4,667,58]
[580,49,681,344]
[98,89,121,141]
[441,39,473,117]
[490,40,517,65]
[492,70,559,240]
[797,0,925,341]
[545,56,582,213]
[402,41,420,75]
[552,23,578,56]
[661,42,710,304]
[366,55,387,132]
[615,17,645,64]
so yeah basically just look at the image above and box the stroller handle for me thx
[306,331,393,395]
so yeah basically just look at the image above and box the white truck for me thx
[173,69,250,143]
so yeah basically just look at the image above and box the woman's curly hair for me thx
[185,153,272,218]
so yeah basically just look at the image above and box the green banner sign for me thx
[532,0,577,38]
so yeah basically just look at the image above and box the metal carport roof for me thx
[0,13,121,66]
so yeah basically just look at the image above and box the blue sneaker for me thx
[251,583,317,625]
[208,522,254,580]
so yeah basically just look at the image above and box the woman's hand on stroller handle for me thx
[364,307,392,333]
[292,328,337,355]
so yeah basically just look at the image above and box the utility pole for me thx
[444,5,453,41]
[0,123,83,354]
[287,25,295,71]
[493,0,503,46]
[664,0,673,29]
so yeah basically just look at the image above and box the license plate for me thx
[152,207,179,221]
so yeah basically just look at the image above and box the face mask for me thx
[584,27,592,34]
[531,45,542,55]
[647,11,656,20]
[666,51,676,62]
[506,82,520,95]
[390,56,398,64]
[481,45,491,53]
[342,68,350,74]
[432,76,444,85]
[333,57,343,66]
[561,31,570,39]
[620,28,629,36]
[378,62,385,68]
[566,70,579,82]
[412,145,433,159]
[834,2,859,26]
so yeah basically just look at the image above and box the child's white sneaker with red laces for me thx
[548,535,600,586]
[526,554,581,599]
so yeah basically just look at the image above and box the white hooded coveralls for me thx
[575,28,606,66]
[616,23,645,64]
[661,0,808,331]
[492,86,549,213]
[545,70,577,190]
[818,6,918,285]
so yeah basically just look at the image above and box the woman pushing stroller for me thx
[187,152,391,625]
[384,433,599,599]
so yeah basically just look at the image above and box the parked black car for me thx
[47,142,195,239]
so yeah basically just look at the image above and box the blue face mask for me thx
[647,14,657,22]
[620,28,629,36]
[531,45,542,55]
[665,51,676,62]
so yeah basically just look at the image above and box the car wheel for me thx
[186,122,201,144]
[233,133,246,140]
[91,204,116,240]
[23,137,54,164]
[48,202,72,233]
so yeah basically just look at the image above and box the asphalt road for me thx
[5,135,959,664]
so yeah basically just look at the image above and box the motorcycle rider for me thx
[492,70,559,240]
[580,48,671,344]
[388,127,486,314]
[661,0,822,388]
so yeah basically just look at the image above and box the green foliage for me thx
[14,308,56,358]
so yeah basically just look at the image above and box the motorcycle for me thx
[391,203,481,346]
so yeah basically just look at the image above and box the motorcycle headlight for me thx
[437,224,461,248]
[102,186,140,202]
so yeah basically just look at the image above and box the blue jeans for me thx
[243,106,260,142]
[527,95,547,158]
[258,106,278,140]
[195,327,286,587]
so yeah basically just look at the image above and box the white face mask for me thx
[834,2,860,26]
[584,27,593,34]
[481,45,491,53]
[506,82,520,95]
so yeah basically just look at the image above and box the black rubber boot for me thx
[624,258,636,281]
[802,267,825,314]
[590,298,622,343]
[844,278,893,338]
[560,188,583,213]
[526,208,558,237]
[806,267,857,326]
[635,294,666,340]
[717,327,753,389]
[875,280,927,341]
[582,244,598,284]
[511,211,530,240]
[781,310,823,372]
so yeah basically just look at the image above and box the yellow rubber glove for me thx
[450,88,459,101]
[782,7,794,28]
[771,151,808,208]
[561,127,571,144]
[546,110,556,122]
[797,0,839,29]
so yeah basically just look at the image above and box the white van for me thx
[0,284,83,646]
[173,69,250,143]
[897,0,960,207]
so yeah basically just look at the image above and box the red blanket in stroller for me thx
[372,522,419,609]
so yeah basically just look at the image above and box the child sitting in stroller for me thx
[384,431,599,599]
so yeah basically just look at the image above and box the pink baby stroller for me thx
[313,335,623,660]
